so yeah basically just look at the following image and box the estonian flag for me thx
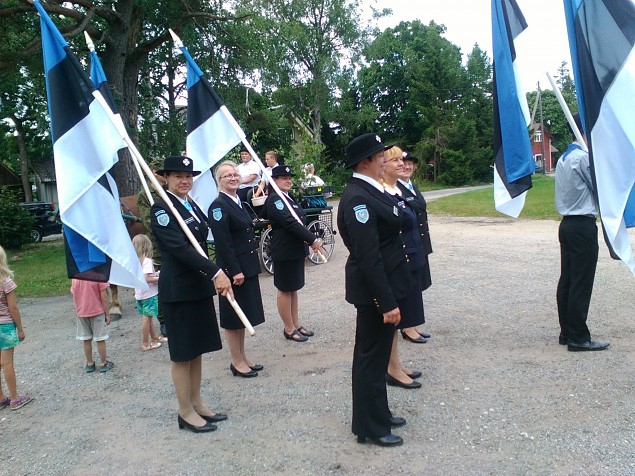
[492,0,535,218]
[178,46,243,215]
[34,0,146,289]
[564,0,635,276]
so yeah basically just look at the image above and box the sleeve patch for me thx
[353,204,369,224]
[212,208,223,221]
[157,213,170,226]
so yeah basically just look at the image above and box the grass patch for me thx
[7,239,70,298]
[427,175,560,220]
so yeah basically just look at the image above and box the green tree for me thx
[1,0,251,195]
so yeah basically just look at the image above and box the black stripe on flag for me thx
[493,79,532,199]
[48,46,94,143]
[187,76,223,134]
[574,0,635,130]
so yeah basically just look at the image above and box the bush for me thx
[0,187,34,250]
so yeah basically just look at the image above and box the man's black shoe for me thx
[567,340,610,352]
[357,434,404,447]
[390,416,406,427]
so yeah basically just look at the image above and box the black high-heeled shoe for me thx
[400,330,427,344]
[177,415,217,433]
[230,363,258,378]
[199,413,228,423]
[249,364,264,372]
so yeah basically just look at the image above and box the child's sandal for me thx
[141,342,162,351]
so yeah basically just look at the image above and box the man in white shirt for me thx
[237,146,261,202]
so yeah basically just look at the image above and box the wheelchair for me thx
[246,185,336,275]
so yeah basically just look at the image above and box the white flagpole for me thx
[546,72,587,152]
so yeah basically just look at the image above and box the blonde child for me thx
[132,234,165,351]
[71,278,114,372]
[0,245,32,410]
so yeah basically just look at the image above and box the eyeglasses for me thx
[219,173,241,180]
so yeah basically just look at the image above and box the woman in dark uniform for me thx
[265,165,322,342]
[150,155,233,433]
[381,146,424,389]
[208,160,265,378]
[397,151,433,343]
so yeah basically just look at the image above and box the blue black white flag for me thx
[492,0,535,218]
[564,0,635,276]
[176,46,243,215]
[34,0,146,289]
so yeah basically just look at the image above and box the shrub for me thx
[0,187,34,250]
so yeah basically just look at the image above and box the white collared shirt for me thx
[353,172,384,193]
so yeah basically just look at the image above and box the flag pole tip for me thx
[168,29,184,48]
[84,31,95,51]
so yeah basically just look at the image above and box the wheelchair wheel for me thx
[307,219,335,264]
[259,227,274,275]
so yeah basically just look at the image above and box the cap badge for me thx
[183,158,191,166]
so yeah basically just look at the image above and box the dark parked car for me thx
[19,202,63,242]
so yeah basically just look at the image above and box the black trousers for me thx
[351,304,394,439]
[556,216,598,343]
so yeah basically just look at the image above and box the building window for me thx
[534,130,542,143]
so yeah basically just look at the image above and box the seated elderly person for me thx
[300,163,325,189]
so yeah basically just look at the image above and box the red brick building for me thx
[530,123,558,173]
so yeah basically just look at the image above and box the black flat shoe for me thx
[249,364,264,372]
[389,416,406,428]
[357,434,404,447]
[177,415,217,433]
[386,373,422,389]
[400,330,427,344]
[297,326,314,337]
[417,330,431,339]
[199,413,228,423]
[283,329,308,342]
[567,340,610,352]
[406,370,422,379]
[230,363,258,378]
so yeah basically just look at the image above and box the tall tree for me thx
[1,0,249,195]
[238,0,370,147]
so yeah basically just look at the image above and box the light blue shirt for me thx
[555,142,598,218]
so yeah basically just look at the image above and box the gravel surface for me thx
[2,213,634,475]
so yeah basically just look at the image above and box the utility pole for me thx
[538,82,547,174]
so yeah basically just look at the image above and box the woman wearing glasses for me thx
[208,161,266,378]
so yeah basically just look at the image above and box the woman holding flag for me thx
[151,155,233,434]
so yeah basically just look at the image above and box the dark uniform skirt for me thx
[163,298,222,362]
[396,268,425,329]
[420,254,432,291]
[273,258,305,292]
[219,276,265,329]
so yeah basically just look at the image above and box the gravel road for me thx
[2,213,634,475]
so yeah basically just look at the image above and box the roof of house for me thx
[0,162,20,186]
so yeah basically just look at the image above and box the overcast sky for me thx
[369,0,572,92]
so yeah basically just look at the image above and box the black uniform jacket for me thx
[150,193,219,303]
[397,181,433,255]
[337,177,411,314]
[265,191,316,261]
[207,193,261,279]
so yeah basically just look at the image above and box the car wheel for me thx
[31,227,43,243]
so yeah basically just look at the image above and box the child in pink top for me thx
[0,245,32,411]
[70,279,114,373]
